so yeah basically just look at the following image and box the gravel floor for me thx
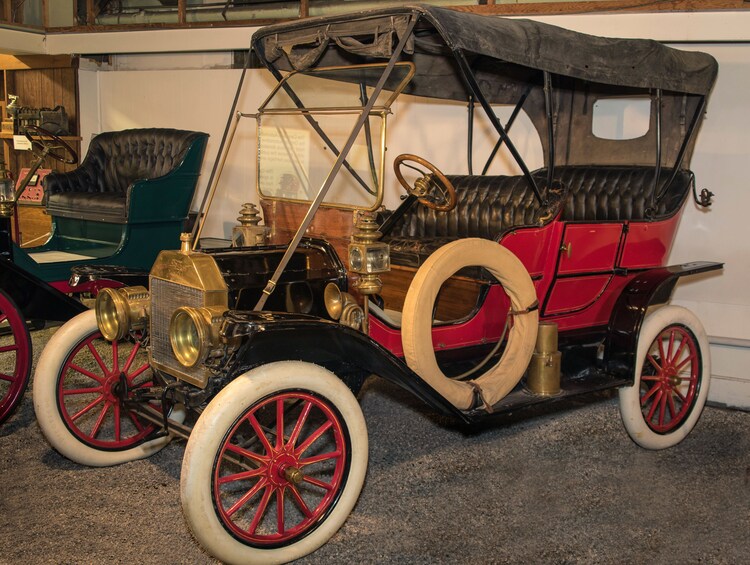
[1,326,748,564]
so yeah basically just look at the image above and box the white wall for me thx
[664,44,750,409]
[77,17,750,409]
[85,62,276,238]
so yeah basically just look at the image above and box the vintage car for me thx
[34,6,719,564]
[0,127,208,424]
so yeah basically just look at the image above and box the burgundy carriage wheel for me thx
[0,291,32,425]
[213,391,349,547]
[639,324,701,434]
[56,330,157,449]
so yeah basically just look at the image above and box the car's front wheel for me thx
[619,305,711,449]
[34,310,176,466]
[181,361,368,565]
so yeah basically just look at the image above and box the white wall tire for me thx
[619,305,711,450]
[181,361,368,565]
[401,238,538,410]
[33,310,177,466]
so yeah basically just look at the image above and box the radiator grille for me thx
[150,277,205,380]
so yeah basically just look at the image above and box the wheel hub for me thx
[102,371,127,403]
[662,365,682,388]
[284,465,304,485]
[268,451,304,487]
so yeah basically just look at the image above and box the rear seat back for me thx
[554,166,692,221]
[383,166,692,267]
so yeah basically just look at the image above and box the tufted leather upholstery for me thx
[554,166,692,222]
[383,166,691,267]
[385,173,550,267]
[44,128,208,223]
[388,173,545,241]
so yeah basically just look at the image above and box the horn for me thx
[324,283,363,329]
[285,282,313,314]
[324,283,344,320]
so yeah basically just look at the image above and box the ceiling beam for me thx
[454,0,750,16]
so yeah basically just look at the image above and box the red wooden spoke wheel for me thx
[619,306,710,450]
[214,390,348,546]
[181,361,368,564]
[35,311,179,466]
[56,329,156,449]
[0,291,32,425]
[639,324,700,433]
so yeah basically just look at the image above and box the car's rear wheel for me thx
[181,361,368,565]
[34,310,176,466]
[619,305,710,449]
[0,290,32,425]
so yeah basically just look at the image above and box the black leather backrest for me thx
[61,128,206,194]
[96,128,205,193]
[388,174,544,240]
[387,166,691,245]
[551,166,692,221]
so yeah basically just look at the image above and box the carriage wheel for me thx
[0,290,32,425]
[34,310,178,466]
[181,361,368,564]
[619,305,711,450]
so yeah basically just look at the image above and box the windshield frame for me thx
[256,109,388,212]
[255,62,415,212]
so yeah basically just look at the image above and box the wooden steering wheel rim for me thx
[393,153,456,212]
[24,125,78,165]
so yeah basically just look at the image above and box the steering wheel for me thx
[24,125,78,165]
[393,154,456,212]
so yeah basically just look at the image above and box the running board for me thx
[466,370,631,420]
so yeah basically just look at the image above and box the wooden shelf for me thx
[1,54,80,183]
[1,134,82,140]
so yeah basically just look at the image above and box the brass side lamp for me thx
[232,203,269,247]
[0,159,15,218]
[348,212,390,295]
[347,212,390,333]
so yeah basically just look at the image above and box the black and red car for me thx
[34,6,719,564]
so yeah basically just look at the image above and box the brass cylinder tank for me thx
[527,322,561,395]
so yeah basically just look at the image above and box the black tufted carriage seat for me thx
[384,172,554,268]
[553,166,692,222]
[43,128,209,224]
[383,166,692,268]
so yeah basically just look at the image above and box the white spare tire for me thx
[401,238,538,410]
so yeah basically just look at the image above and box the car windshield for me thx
[257,63,414,210]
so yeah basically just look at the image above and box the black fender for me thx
[0,257,86,322]
[221,310,471,423]
[69,264,150,289]
[604,261,722,381]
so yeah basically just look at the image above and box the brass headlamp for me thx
[169,305,225,368]
[95,286,150,341]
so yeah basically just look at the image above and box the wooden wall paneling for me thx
[57,67,78,135]
[1,60,81,184]
[4,67,15,101]
[178,0,186,24]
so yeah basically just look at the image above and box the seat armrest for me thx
[126,134,208,224]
